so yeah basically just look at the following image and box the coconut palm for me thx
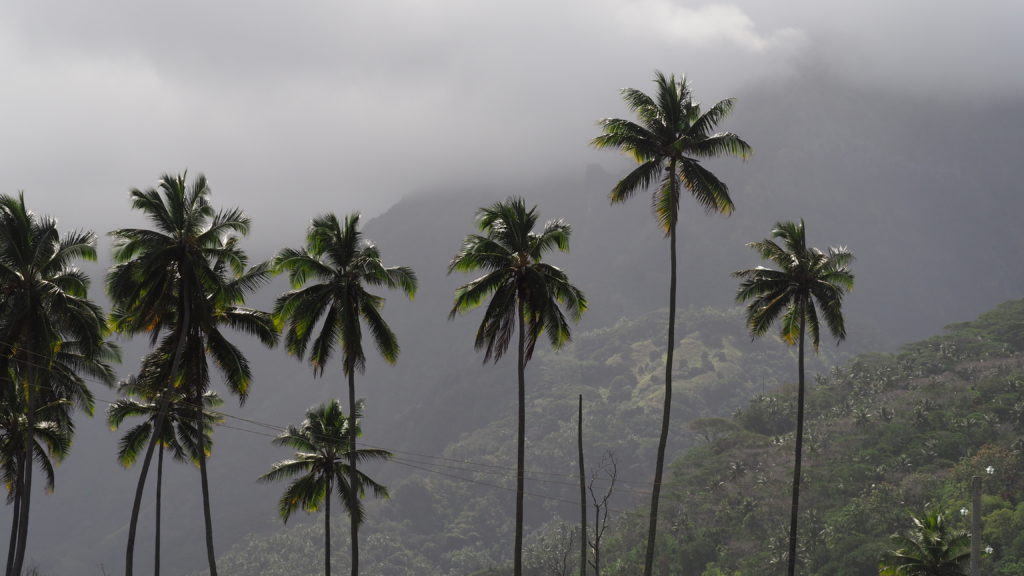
[879,512,970,576]
[259,400,391,576]
[734,219,853,576]
[107,172,277,576]
[448,197,586,576]
[0,384,72,576]
[591,70,751,576]
[272,212,416,576]
[107,372,223,576]
[0,193,115,576]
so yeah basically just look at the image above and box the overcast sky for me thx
[1,0,1020,238]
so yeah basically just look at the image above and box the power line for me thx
[1,340,783,501]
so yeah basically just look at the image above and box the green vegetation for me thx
[879,512,969,576]
[260,400,391,576]
[642,299,1024,575]
[735,219,854,576]
[272,212,416,576]
[449,197,586,576]
[592,70,751,576]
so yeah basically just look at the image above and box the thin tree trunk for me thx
[578,395,587,576]
[347,369,359,576]
[12,370,38,576]
[5,453,22,576]
[10,449,30,576]
[325,476,331,576]
[514,300,526,576]
[155,442,163,576]
[125,400,169,576]
[196,396,218,576]
[644,187,678,576]
[127,293,190,576]
[787,300,806,576]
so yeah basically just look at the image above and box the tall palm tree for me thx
[272,212,416,576]
[591,71,750,576]
[107,373,223,576]
[734,219,853,576]
[448,197,586,576]
[107,172,277,576]
[0,193,116,576]
[880,512,970,576]
[259,400,391,576]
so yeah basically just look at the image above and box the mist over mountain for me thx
[15,66,1024,575]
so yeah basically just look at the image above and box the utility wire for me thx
[3,341,785,497]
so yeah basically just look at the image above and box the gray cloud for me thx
[0,1,1018,235]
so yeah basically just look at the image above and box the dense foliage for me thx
[639,300,1024,575]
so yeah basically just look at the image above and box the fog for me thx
[2,1,1023,574]
[4,1,1018,232]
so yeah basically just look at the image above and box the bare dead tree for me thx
[587,451,618,576]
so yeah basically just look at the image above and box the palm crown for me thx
[591,71,751,231]
[107,173,277,401]
[260,400,391,525]
[448,197,586,362]
[734,219,854,349]
[272,212,417,377]
[880,512,970,576]
[108,375,223,468]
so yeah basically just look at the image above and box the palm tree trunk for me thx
[10,451,30,576]
[196,398,218,576]
[325,476,331,576]
[5,454,22,576]
[155,442,163,576]
[577,395,588,576]
[347,368,359,576]
[127,294,190,576]
[125,399,169,576]
[12,371,38,576]
[514,299,526,576]
[787,300,806,576]
[644,194,678,576]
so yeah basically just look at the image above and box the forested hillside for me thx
[202,306,844,575]
[618,300,1024,576]
[206,299,1024,575]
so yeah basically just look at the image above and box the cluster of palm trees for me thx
[107,182,416,576]
[0,69,860,576]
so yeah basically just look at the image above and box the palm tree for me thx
[734,219,853,576]
[1,385,72,576]
[448,197,586,576]
[880,512,970,576]
[0,193,116,576]
[272,212,416,576]
[107,373,223,576]
[107,172,277,576]
[591,70,751,576]
[259,400,391,576]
